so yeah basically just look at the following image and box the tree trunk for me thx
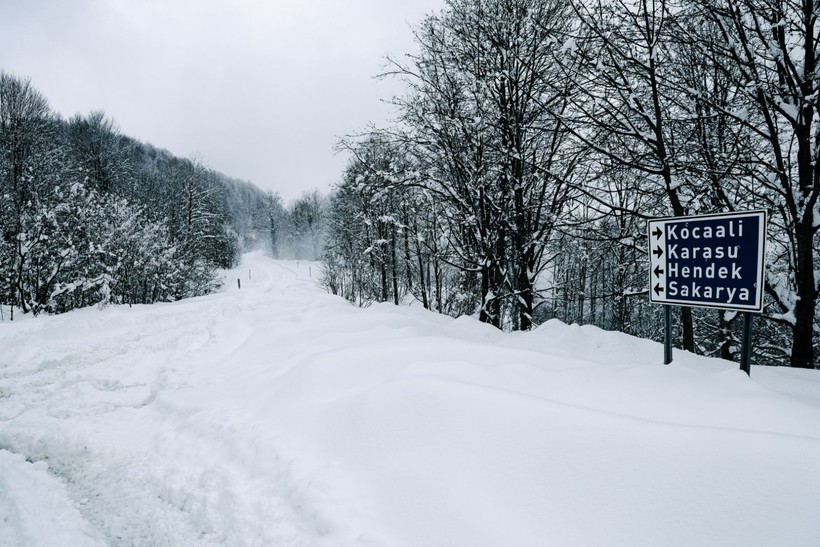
[480,268,492,324]
[718,311,734,362]
[681,307,695,354]
[391,227,399,306]
[403,224,414,294]
[414,234,429,309]
[517,265,534,331]
[791,218,816,368]
[434,255,442,313]
[380,260,388,303]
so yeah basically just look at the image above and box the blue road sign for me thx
[648,210,767,312]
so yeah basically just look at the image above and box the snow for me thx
[776,99,799,121]
[561,37,576,56]
[0,450,101,547]
[1,251,819,546]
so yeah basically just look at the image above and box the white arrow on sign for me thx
[648,220,666,299]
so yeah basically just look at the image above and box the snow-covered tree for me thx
[67,110,131,194]
[678,0,820,367]
[0,72,253,318]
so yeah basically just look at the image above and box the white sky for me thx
[0,0,443,202]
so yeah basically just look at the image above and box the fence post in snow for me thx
[237,278,241,289]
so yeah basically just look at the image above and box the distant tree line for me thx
[322,0,820,369]
[252,188,326,262]
[0,71,323,319]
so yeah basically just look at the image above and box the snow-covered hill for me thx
[1,252,818,546]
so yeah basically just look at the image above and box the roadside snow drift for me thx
[1,252,819,546]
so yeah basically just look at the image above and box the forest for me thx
[321,0,820,368]
[0,72,323,321]
[2,0,818,370]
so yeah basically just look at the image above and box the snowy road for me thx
[1,252,819,546]
[0,258,327,546]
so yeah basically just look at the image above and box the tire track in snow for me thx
[0,256,333,546]
[0,449,104,547]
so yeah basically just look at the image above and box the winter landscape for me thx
[1,253,819,546]
[2,0,820,545]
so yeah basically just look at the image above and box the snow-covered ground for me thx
[1,252,819,546]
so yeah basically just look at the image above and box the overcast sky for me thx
[0,0,443,202]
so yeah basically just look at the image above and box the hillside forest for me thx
[321,0,820,369]
[0,72,323,320]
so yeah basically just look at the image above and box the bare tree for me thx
[0,72,58,317]
[67,110,131,194]
[554,0,703,349]
[676,0,820,367]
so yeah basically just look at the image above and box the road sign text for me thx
[648,211,767,312]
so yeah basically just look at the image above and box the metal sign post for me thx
[740,312,754,375]
[664,305,672,365]
[648,210,767,373]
